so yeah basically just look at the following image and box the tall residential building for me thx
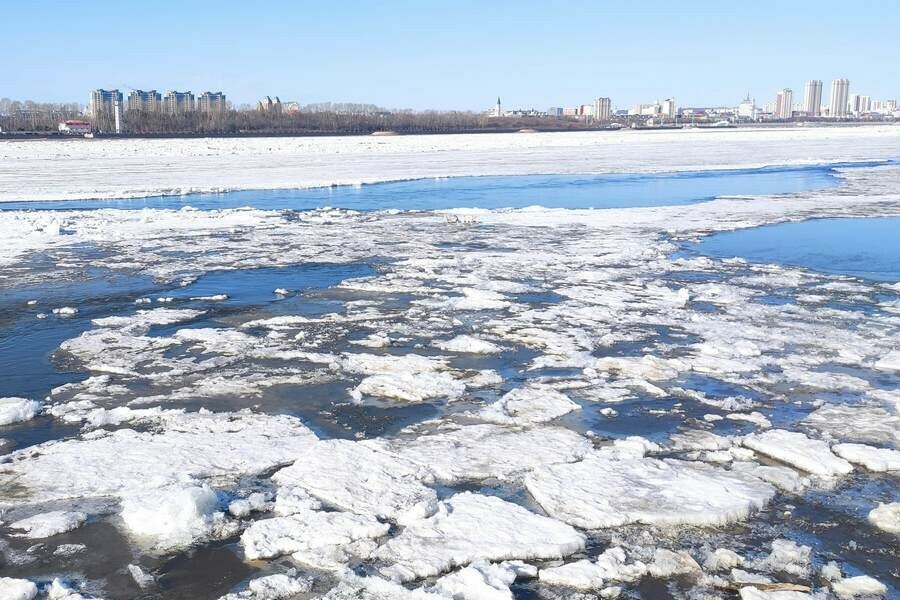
[198,91,227,113]
[593,97,611,121]
[89,89,123,133]
[858,95,871,113]
[829,78,850,118]
[804,80,822,116]
[660,98,676,119]
[774,89,793,119]
[127,90,162,112]
[89,89,123,119]
[848,94,860,114]
[164,90,195,114]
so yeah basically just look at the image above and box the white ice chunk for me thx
[430,560,522,599]
[741,430,853,477]
[831,575,888,599]
[704,548,743,571]
[228,492,272,518]
[831,443,900,472]
[434,335,503,354]
[525,453,775,528]
[52,307,79,316]
[738,589,813,600]
[240,508,389,569]
[121,482,235,551]
[218,571,313,600]
[468,384,580,426]
[867,502,900,533]
[9,510,86,538]
[751,539,811,577]
[873,350,900,373]
[0,411,319,506]
[128,564,155,589]
[648,549,702,578]
[272,439,438,524]
[0,578,38,600]
[804,404,900,445]
[376,424,591,484]
[0,397,42,426]
[375,491,585,582]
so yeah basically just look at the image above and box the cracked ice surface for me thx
[1,130,900,598]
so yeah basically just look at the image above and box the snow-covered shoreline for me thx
[2,125,900,202]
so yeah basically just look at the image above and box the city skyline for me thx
[4,1,899,110]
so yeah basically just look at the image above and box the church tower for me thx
[495,96,502,117]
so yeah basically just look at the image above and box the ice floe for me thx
[741,429,854,477]
[525,452,775,528]
[867,502,899,533]
[0,397,42,426]
[831,443,900,471]
[375,491,585,582]
[9,511,87,538]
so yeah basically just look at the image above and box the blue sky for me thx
[4,0,898,111]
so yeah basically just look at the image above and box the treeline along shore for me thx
[1,104,608,137]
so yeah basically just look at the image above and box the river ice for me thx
[1,128,899,598]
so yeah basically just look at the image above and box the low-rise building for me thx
[58,120,92,134]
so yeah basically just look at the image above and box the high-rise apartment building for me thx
[198,91,227,113]
[829,79,850,118]
[858,95,871,113]
[774,89,793,119]
[127,90,162,112]
[89,89,123,119]
[89,89,124,133]
[804,80,822,116]
[593,97,611,121]
[164,90,195,114]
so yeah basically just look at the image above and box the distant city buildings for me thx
[258,96,283,114]
[830,78,850,118]
[89,89,123,133]
[164,90,195,114]
[737,94,758,120]
[593,97,611,121]
[628,98,676,120]
[199,91,227,113]
[774,88,793,119]
[127,89,162,112]
[804,80,822,116]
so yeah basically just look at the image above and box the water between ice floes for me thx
[0,163,858,212]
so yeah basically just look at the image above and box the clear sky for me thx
[4,0,898,111]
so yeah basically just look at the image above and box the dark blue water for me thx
[0,263,375,402]
[1,163,863,212]
[693,217,900,282]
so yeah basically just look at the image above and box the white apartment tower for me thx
[804,80,822,116]
[774,88,793,119]
[593,97,611,121]
[829,78,850,118]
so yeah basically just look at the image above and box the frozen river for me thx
[0,130,898,600]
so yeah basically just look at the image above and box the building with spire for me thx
[495,96,502,117]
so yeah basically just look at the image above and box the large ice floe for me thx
[2,129,900,598]
[525,451,776,528]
